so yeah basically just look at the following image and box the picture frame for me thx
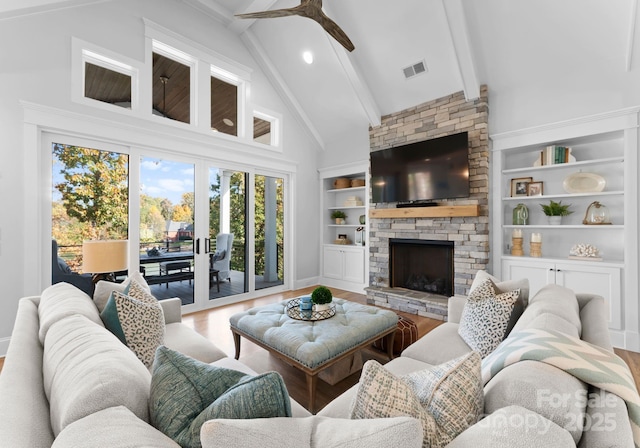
[338,234,347,240]
[510,177,532,197]
[527,181,543,196]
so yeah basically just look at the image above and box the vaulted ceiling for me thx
[2,0,639,150]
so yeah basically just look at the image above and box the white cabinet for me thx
[503,258,622,329]
[491,109,639,348]
[323,245,365,284]
[319,163,369,293]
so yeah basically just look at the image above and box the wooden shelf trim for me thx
[369,204,479,219]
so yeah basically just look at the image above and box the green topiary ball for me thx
[311,286,333,305]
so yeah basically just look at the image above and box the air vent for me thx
[403,60,427,79]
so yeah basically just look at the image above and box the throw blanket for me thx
[481,328,640,447]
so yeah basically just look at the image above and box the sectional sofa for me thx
[0,272,635,447]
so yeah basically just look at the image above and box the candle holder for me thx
[511,237,524,256]
[530,242,542,257]
[530,233,542,257]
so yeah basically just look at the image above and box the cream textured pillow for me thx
[458,279,519,358]
[350,352,482,448]
[93,271,150,313]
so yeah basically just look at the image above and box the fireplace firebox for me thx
[389,239,454,297]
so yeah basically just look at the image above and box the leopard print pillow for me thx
[458,279,519,358]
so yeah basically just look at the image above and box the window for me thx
[211,76,238,136]
[84,62,132,109]
[253,108,281,148]
[152,52,191,124]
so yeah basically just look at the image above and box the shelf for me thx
[328,206,365,210]
[327,186,366,194]
[369,204,479,219]
[503,224,624,229]
[503,190,623,201]
[502,254,624,268]
[502,156,624,175]
[328,224,365,228]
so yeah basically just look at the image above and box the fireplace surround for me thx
[365,88,489,320]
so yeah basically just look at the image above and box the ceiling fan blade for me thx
[317,14,355,52]
[235,8,299,20]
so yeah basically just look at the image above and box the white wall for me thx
[0,0,320,350]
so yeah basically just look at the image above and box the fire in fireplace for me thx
[389,239,454,297]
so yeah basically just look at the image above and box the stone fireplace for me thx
[366,87,490,321]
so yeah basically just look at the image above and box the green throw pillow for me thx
[150,346,292,448]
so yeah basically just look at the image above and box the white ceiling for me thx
[3,0,639,149]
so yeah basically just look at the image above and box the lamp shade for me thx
[82,240,129,274]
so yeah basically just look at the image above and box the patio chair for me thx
[212,233,234,282]
[51,239,95,296]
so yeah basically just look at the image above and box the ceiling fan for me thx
[235,0,355,52]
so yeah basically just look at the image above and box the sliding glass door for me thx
[139,156,196,305]
[48,135,289,311]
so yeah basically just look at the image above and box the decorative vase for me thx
[359,215,366,225]
[335,218,345,225]
[548,216,562,225]
[512,203,528,225]
[313,303,331,312]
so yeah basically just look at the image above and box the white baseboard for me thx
[0,337,10,358]
[610,330,640,353]
[293,276,319,290]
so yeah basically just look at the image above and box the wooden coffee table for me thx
[230,298,398,413]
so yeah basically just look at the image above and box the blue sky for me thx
[140,157,194,204]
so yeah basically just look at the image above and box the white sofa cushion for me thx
[447,405,575,447]
[38,282,103,343]
[512,284,581,336]
[42,314,151,436]
[52,406,180,448]
[200,416,423,448]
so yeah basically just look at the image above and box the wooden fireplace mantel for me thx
[369,204,480,219]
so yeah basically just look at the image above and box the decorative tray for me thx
[563,172,606,193]
[286,298,336,321]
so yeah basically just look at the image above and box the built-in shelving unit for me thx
[490,108,640,349]
[319,163,369,293]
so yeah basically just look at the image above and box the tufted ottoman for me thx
[229,298,398,412]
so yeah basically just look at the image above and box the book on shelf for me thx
[538,145,572,166]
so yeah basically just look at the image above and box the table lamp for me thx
[82,240,129,282]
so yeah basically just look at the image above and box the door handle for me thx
[196,238,200,254]
[205,238,211,254]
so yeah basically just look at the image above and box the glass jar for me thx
[583,201,611,225]
[512,203,529,225]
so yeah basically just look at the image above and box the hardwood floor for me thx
[0,286,638,413]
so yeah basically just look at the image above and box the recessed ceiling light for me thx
[223,118,234,126]
[303,51,314,65]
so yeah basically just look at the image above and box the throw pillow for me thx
[350,352,482,448]
[100,288,165,367]
[470,270,529,335]
[150,346,292,448]
[93,271,150,313]
[458,279,519,358]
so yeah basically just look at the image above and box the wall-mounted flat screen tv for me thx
[370,131,470,204]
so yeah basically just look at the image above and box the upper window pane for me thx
[153,52,190,124]
[211,76,237,136]
[84,62,132,108]
[253,117,272,144]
